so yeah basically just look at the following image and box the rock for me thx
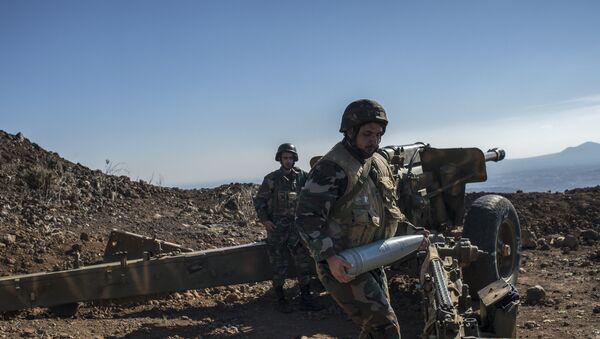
[524,320,538,329]
[224,197,239,211]
[526,285,546,305]
[521,229,537,249]
[593,305,600,314]
[65,243,82,255]
[80,232,90,242]
[582,229,599,242]
[537,238,550,250]
[20,328,36,337]
[224,292,241,302]
[1,234,16,245]
[563,235,578,249]
[551,236,565,248]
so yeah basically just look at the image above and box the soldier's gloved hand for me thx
[419,229,430,251]
[262,221,276,232]
[326,255,354,283]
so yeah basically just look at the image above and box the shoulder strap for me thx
[333,158,373,209]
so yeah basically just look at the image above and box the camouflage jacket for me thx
[296,141,402,262]
[254,167,308,222]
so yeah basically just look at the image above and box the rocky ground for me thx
[0,130,599,338]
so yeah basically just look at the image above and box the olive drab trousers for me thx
[266,218,313,288]
[316,262,401,339]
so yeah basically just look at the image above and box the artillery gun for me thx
[378,144,520,338]
[0,143,521,338]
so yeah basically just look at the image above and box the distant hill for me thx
[469,142,600,192]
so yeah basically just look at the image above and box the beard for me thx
[361,144,378,155]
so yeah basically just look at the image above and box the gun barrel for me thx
[485,148,505,162]
[339,235,424,276]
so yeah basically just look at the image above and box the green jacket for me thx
[254,167,308,222]
[296,142,403,261]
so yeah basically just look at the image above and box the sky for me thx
[1,1,599,187]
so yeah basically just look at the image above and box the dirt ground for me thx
[1,130,599,339]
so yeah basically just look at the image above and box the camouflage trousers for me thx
[266,220,313,288]
[316,263,401,339]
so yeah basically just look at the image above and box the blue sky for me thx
[1,1,599,187]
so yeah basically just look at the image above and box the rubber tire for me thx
[462,194,521,299]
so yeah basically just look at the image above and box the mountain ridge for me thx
[472,141,600,192]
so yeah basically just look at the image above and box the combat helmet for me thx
[339,99,388,133]
[275,143,299,161]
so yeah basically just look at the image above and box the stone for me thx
[80,232,90,242]
[1,234,16,245]
[551,236,565,248]
[21,328,35,337]
[521,229,537,249]
[563,235,578,249]
[224,292,241,302]
[582,229,599,242]
[524,320,538,329]
[526,285,546,305]
[537,238,550,250]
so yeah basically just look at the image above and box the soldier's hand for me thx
[263,221,276,232]
[326,255,354,283]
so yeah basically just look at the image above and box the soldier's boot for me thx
[298,284,324,311]
[274,286,293,314]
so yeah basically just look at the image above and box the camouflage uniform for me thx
[296,140,404,338]
[254,167,313,289]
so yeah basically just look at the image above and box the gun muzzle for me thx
[339,235,424,277]
[485,148,505,162]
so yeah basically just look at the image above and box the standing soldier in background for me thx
[254,143,323,313]
[296,99,425,338]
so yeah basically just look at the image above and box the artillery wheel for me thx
[462,194,521,299]
[48,302,80,318]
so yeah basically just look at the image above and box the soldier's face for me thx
[280,152,295,170]
[354,122,383,155]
